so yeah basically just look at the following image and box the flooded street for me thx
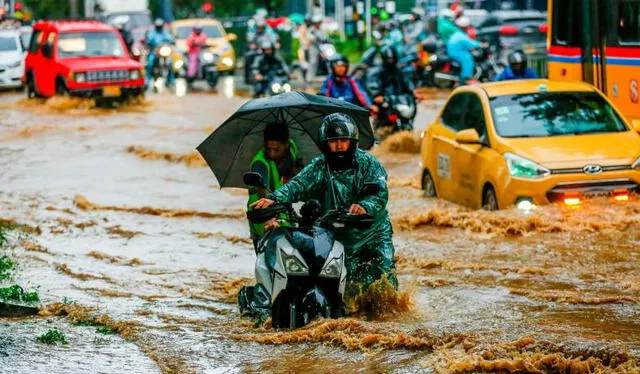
[0,82,639,373]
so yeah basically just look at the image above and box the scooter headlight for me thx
[283,253,309,276]
[319,254,343,278]
[282,83,291,93]
[271,82,282,94]
[503,152,550,179]
[159,46,172,57]
[396,103,414,118]
[174,59,184,70]
[632,156,640,170]
[222,57,234,67]
[202,52,215,63]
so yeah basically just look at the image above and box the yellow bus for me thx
[547,0,640,123]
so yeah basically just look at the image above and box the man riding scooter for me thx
[494,50,539,81]
[319,55,373,110]
[186,23,208,86]
[251,40,291,98]
[144,18,176,88]
[251,114,398,293]
[446,16,488,85]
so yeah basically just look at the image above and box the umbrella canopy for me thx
[288,13,305,25]
[197,91,373,189]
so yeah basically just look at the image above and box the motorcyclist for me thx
[251,40,291,97]
[371,46,415,100]
[319,55,372,109]
[494,49,539,81]
[186,23,208,81]
[446,16,486,85]
[144,18,175,87]
[436,9,459,43]
[247,17,279,47]
[251,113,398,291]
[247,122,301,249]
[405,7,428,46]
[306,14,328,82]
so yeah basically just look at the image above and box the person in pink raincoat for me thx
[187,23,208,79]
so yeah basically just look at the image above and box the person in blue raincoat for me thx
[144,18,175,87]
[251,113,398,290]
[446,16,487,85]
[494,50,539,81]
[319,55,372,109]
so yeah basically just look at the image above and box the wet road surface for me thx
[0,82,638,373]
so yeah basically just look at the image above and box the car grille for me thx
[550,165,632,175]
[85,70,129,83]
[546,178,639,202]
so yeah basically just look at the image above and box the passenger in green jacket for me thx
[251,113,398,290]
[437,9,460,43]
[247,122,301,250]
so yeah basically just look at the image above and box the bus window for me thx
[552,0,580,45]
[619,0,640,43]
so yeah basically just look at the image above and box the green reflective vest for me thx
[247,139,298,237]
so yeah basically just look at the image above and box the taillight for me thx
[539,24,548,33]
[388,113,399,122]
[499,25,519,35]
[443,63,451,73]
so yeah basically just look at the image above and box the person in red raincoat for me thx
[187,23,208,79]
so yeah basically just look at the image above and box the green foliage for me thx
[96,326,116,335]
[37,329,69,345]
[0,256,15,281]
[0,285,40,304]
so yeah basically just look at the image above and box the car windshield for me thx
[57,32,125,58]
[176,25,222,39]
[0,36,18,51]
[490,92,628,138]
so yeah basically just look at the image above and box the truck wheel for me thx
[25,73,39,98]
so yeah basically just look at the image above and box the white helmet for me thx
[455,16,470,28]
[439,9,455,21]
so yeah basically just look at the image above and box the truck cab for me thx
[24,20,145,100]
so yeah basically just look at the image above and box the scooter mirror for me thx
[243,172,264,188]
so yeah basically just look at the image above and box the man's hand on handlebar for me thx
[348,204,367,215]
[250,198,274,209]
[264,217,280,231]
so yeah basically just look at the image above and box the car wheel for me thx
[422,171,437,198]
[482,185,499,211]
[55,79,68,96]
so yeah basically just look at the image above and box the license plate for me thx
[103,86,121,97]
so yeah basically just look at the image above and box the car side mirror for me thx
[227,33,237,42]
[455,128,481,145]
[243,172,264,188]
[631,120,640,134]
[41,44,52,58]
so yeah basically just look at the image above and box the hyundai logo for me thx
[583,164,603,175]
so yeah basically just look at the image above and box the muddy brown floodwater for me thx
[0,86,638,374]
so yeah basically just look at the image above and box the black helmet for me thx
[508,50,527,76]
[381,45,398,67]
[319,113,359,170]
[330,55,349,76]
[154,18,164,30]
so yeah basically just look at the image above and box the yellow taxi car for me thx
[420,80,640,210]
[171,18,237,73]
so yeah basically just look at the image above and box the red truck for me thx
[24,20,145,101]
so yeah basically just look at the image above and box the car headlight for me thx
[632,156,640,170]
[283,253,309,275]
[319,254,343,278]
[159,46,172,57]
[129,69,140,80]
[271,83,281,93]
[282,83,291,93]
[222,57,233,66]
[8,59,21,68]
[503,152,550,179]
[132,46,141,56]
[74,72,86,83]
[174,59,184,70]
[202,52,215,63]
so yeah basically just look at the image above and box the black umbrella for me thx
[197,91,373,189]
